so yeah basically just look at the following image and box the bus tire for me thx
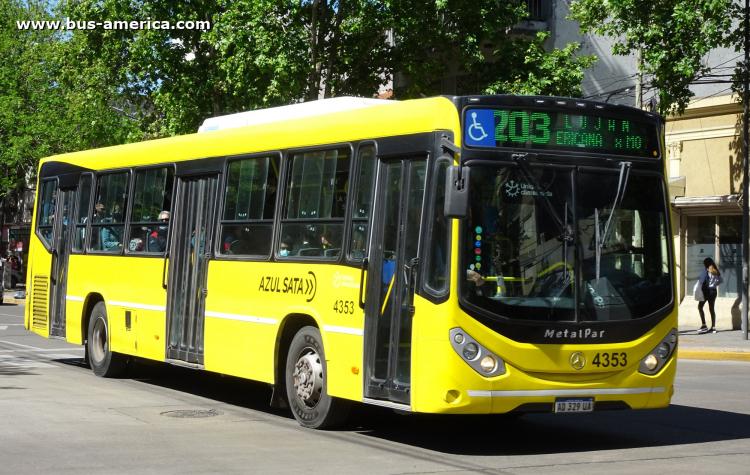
[285,326,350,429]
[87,302,127,377]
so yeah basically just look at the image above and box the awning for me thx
[668,176,685,198]
[671,194,742,215]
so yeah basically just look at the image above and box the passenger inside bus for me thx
[148,210,170,252]
[93,202,121,251]
[279,235,294,256]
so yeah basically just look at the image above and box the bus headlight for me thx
[639,328,677,375]
[644,355,658,371]
[449,328,506,377]
[480,355,496,373]
[463,343,479,360]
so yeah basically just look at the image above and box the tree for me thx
[568,0,736,115]
[0,0,138,199]
[63,0,597,137]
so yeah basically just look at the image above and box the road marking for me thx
[0,348,84,353]
[0,340,43,350]
[0,326,7,330]
[45,353,82,359]
[0,312,23,318]
[0,355,56,368]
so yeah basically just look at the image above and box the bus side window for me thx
[88,171,129,253]
[220,155,278,257]
[36,179,58,248]
[426,161,450,292]
[281,148,351,258]
[348,144,376,260]
[73,174,92,253]
[128,167,174,254]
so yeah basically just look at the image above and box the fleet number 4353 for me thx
[592,352,627,368]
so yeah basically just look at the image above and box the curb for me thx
[678,350,750,362]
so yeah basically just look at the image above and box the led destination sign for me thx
[464,108,660,158]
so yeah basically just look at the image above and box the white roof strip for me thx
[197,97,391,133]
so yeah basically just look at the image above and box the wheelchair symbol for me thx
[468,112,489,141]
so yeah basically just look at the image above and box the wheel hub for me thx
[293,350,323,408]
[91,317,107,364]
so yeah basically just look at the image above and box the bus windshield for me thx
[462,164,672,323]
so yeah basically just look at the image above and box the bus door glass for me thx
[364,156,427,404]
[166,175,218,364]
[50,187,77,338]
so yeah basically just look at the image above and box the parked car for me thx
[10,269,23,289]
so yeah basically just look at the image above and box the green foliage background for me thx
[1,0,598,198]
[569,0,740,116]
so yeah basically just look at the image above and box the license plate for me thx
[554,397,594,413]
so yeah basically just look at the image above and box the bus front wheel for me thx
[285,326,350,429]
[87,302,127,377]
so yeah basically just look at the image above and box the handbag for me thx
[693,280,704,301]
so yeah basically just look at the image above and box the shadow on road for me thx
[0,366,36,376]
[57,357,750,456]
[352,405,750,455]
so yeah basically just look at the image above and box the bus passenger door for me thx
[49,187,77,338]
[165,175,218,365]
[363,156,427,405]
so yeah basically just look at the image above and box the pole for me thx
[636,48,643,109]
[743,0,749,340]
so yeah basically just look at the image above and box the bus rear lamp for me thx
[449,328,506,377]
[639,328,677,375]
[480,356,496,373]
[463,343,479,360]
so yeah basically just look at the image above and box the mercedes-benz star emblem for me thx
[570,352,586,370]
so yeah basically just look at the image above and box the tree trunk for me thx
[308,0,321,101]
[324,2,344,98]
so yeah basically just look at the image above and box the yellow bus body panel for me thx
[412,293,678,414]
[204,260,365,400]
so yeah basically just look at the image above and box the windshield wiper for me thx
[595,161,632,283]
[512,153,574,244]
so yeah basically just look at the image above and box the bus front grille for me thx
[32,275,49,331]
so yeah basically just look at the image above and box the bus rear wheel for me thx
[285,326,350,429]
[87,302,127,377]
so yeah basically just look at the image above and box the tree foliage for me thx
[569,0,736,115]
[2,0,598,197]
[64,0,597,136]
[0,0,138,198]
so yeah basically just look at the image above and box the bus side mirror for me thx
[444,165,470,219]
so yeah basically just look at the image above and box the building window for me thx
[685,215,742,299]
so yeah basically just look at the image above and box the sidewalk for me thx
[677,327,750,362]
[2,288,26,304]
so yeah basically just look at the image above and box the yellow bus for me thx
[26,95,677,428]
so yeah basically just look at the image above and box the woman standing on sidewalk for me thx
[698,257,724,334]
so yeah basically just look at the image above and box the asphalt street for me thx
[1,301,749,475]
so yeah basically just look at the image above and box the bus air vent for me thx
[32,275,49,331]
[525,370,621,383]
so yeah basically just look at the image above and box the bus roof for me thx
[197,97,390,133]
[38,96,459,172]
